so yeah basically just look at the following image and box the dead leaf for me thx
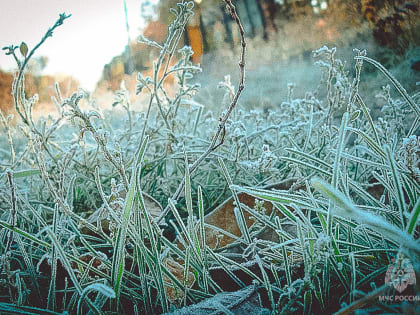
[366,176,410,204]
[204,192,274,249]
[142,192,163,218]
[164,285,270,315]
[83,190,162,235]
[203,178,299,249]
[164,258,196,306]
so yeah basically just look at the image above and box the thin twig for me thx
[156,0,246,225]
[0,112,15,164]
[11,13,71,126]
[138,5,193,150]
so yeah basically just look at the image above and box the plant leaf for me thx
[20,41,28,57]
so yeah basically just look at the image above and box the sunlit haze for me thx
[0,0,158,91]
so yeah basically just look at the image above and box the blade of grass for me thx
[355,56,420,116]
[285,148,332,170]
[255,254,275,310]
[218,158,251,244]
[384,145,407,228]
[111,136,149,310]
[407,198,420,235]
[312,178,419,257]
[47,205,59,311]
[328,112,348,238]
[356,94,381,146]
[77,283,115,315]
[347,127,386,159]
[46,228,82,295]
[230,185,313,209]
[279,156,332,176]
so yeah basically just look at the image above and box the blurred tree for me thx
[0,68,78,116]
[357,0,420,53]
[123,0,135,74]
[0,70,14,115]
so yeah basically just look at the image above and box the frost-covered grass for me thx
[0,1,419,314]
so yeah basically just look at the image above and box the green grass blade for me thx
[0,220,50,248]
[356,94,381,146]
[230,185,313,209]
[198,186,206,252]
[12,169,41,178]
[407,198,420,235]
[285,148,332,170]
[184,152,193,218]
[332,112,348,189]
[328,112,348,237]
[384,145,406,227]
[311,178,419,257]
[112,136,149,309]
[46,228,82,294]
[218,158,251,244]
[255,254,275,310]
[168,199,201,264]
[347,127,386,159]
[279,156,332,176]
[111,172,135,308]
[0,303,66,315]
[77,283,115,315]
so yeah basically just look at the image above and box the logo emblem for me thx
[385,258,416,293]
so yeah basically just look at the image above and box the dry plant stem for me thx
[0,112,15,164]
[151,9,190,132]
[326,50,335,126]
[138,16,187,147]
[158,29,185,93]
[156,0,246,225]
[139,96,154,150]
[347,51,364,112]
[94,134,129,189]
[3,171,17,261]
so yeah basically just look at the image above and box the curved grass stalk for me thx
[355,56,420,117]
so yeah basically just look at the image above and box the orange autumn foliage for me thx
[0,70,14,115]
[0,69,79,117]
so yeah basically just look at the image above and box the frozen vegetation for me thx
[0,1,419,314]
